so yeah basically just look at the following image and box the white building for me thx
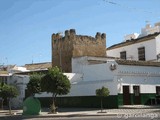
[0,62,52,108]
[0,65,29,108]
[33,56,160,108]
[4,59,160,108]
[107,22,160,61]
[7,75,29,108]
[66,56,160,107]
[7,71,83,108]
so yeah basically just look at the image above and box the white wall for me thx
[69,57,118,96]
[70,57,160,96]
[7,75,29,108]
[67,80,117,96]
[117,65,160,94]
[107,39,157,61]
[156,34,160,56]
[82,63,114,81]
[72,56,116,81]
[9,57,160,107]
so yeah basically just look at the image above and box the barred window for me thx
[138,47,145,61]
[120,51,126,60]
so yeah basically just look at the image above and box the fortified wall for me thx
[52,29,106,72]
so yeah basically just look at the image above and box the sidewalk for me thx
[41,108,117,117]
[0,108,116,117]
[0,106,160,118]
[119,105,160,109]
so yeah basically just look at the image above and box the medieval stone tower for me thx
[52,29,106,72]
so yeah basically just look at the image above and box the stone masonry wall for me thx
[52,29,106,72]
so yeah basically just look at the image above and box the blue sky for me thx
[0,0,160,66]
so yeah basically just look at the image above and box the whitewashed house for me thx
[0,65,29,108]
[7,75,29,108]
[64,56,160,107]
[107,22,160,61]
[8,71,83,108]
[34,56,160,108]
[3,56,160,108]
[0,62,51,108]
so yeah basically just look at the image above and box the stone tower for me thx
[52,29,106,72]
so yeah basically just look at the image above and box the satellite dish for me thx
[110,63,117,71]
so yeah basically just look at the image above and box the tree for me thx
[27,73,42,97]
[0,78,4,109]
[0,84,18,114]
[41,67,71,113]
[96,86,110,112]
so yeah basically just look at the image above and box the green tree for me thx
[0,84,18,114]
[96,86,110,112]
[27,73,42,97]
[0,78,4,109]
[41,67,71,113]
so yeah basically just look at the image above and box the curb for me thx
[0,112,118,118]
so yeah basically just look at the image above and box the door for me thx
[123,86,131,105]
[133,86,141,104]
[156,86,160,95]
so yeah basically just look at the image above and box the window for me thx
[156,86,160,95]
[138,47,145,61]
[120,51,126,60]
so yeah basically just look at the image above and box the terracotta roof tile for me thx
[25,62,52,70]
[116,60,160,67]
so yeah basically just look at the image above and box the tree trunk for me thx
[51,94,56,114]
[1,99,3,110]
[101,98,103,112]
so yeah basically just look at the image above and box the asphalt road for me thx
[1,115,160,120]
[24,116,160,120]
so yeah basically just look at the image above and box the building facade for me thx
[0,62,51,108]
[52,29,106,72]
[107,22,160,61]
[67,56,160,107]
[35,56,160,108]
[7,75,29,108]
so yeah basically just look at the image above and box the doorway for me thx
[133,86,141,104]
[123,86,131,105]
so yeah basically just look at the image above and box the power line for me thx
[103,0,160,17]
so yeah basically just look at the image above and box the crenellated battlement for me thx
[52,29,106,42]
[95,32,106,39]
[52,29,107,72]
[52,33,63,40]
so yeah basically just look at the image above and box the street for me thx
[1,114,160,120]
[24,116,160,120]
[1,116,160,120]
